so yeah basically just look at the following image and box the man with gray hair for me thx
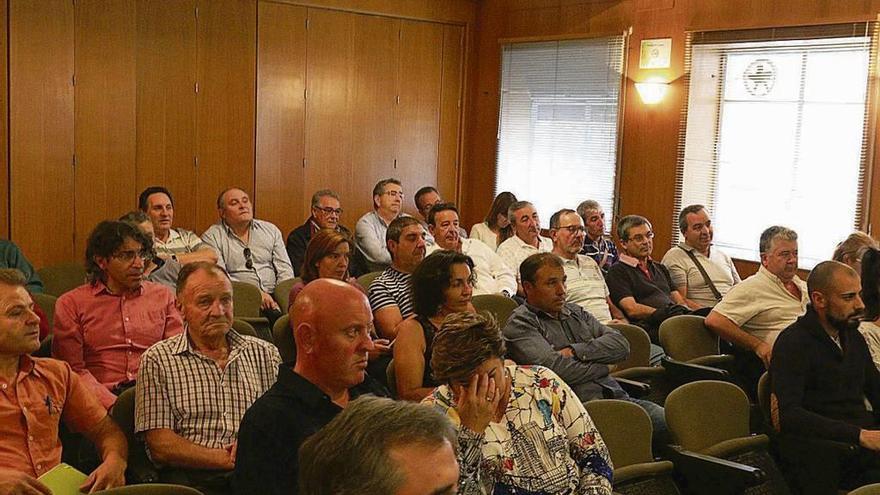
[577,199,618,273]
[706,225,808,397]
[298,396,459,495]
[356,178,410,272]
[286,189,352,277]
[661,205,741,309]
[495,201,553,291]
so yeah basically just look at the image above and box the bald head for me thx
[808,260,857,298]
[808,260,865,333]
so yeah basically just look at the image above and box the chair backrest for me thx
[608,323,651,370]
[386,359,397,399]
[357,271,382,292]
[232,281,263,318]
[659,315,719,362]
[757,372,780,432]
[472,294,519,327]
[31,292,58,329]
[273,314,295,362]
[585,399,654,469]
[231,319,258,338]
[848,483,880,494]
[37,262,86,297]
[273,277,300,314]
[665,380,752,453]
[94,484,204,494]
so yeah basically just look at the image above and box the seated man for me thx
[495,200,553,289]
[413,185,465,242]
[298,396,459,495]
[233,279,389,495]
[549,208,625,324]
[771,261,880,491]
[706,226,807,396]
[576,199,618,274]
[53,220,184,409]
[138,186,218,265]
[661,204,740,309]
[504,252,667,441]
[136,262,280,494]
[286,189,352,277]
[425,203,515,297]
[0,239,42,293]
[606,215,689,342]
[0,268,126,492]
[368,216,426,339]
[202,188,295,317]
[120,210,181,290]
[355,178,408,272]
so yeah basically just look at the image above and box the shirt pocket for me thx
[128,309,169,347]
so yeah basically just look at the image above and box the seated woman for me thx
[860,248,880,370]
[470,191,517,251]
[833,231,878,276]
[394,250,475,401]
[423,312,613,495]
[288,229,363,308]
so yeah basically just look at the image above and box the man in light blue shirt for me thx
[355,178,410,273]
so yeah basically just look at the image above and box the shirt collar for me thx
[524,301,572,320]
[171,328,248,356]
[222,219,255,237]
[90,279,145,297]
[677,241,712,257]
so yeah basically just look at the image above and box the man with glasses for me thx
[356,178,410,272]
[52,220,184,409]
[605,215,689,343]
[549,209,625,324]
[286,189,351,277]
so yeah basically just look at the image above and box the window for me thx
[676,24,877,268]
[495,36,626,225]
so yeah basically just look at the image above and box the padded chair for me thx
[272,314,295,363]
[586,399,680,494]
[231,281,272,341]
[607,323,668,404]
[273,277,300,313]
[111,387,159,484]
[386,359,397,399]
[472,294,519,327]
[659,315,734,368]
[665,380,790,495]
[356,271,382,292]
[94,484,204,494]
[849,484,880,495]
[37,262,86,297]
[231,318,257,338]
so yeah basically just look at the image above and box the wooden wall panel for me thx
[255,1,308,237]
[438,24,464,205]
[195,0,257,232]
[0,0,7,238]
[9,0,75,267]
[269,0,477,25]
[396,20,443,208]
[74,0,137,257]
[136,0,198,232]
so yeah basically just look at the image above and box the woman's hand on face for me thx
[456,372,499,433]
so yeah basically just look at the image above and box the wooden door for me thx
[74,0,137,257]
[255,1,307,238]
[9,0,75,267]
[437,24,465,205]
[0,1,7,239]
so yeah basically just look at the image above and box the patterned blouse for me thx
[423,365,613,495]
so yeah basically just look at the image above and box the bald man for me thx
[233,279,390,495]
[771,261,880,491]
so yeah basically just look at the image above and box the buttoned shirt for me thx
[426,239,516,296]
[661,243,741,308]
[495,234,553,278]
[153,228,212,258]
[355,211,413,272]
[52,281,184,409]
[580,234,618,274]
[201,219,295,294]
[0,356,107,477]
[561,254,613,323]
[712,266,808,347]
[504,302,630,402]
[135,330,281,454]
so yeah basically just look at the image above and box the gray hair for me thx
[576,199,602,220]
[310,189,339,209]
[507,200,534,226]
[759,226,798,254]
[298,396,457,495]
[372,178,402,199]
[678,204,706,235]
[617,215,651,242]
[119,210,150,225]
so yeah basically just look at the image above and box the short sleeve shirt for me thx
[561,254,612,323]
[661,243,741,308]
[495,234,553,279]
[367,267,414,318]
[605,257,676,310]
[154,228,211,257]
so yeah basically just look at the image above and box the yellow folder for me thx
[37,463,89,495]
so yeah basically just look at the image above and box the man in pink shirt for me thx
[52,220,184,409]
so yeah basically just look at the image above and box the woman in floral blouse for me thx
[422,312,613,495]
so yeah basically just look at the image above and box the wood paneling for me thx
[268,0,477,25]
[195,0,257,231]
[255,1,308,237]
[9,0,75,267]
[396,20,443,208]
[136,0,198,231]
[74,0,137,257]
[438,24,465,204]
[0,0,7,238]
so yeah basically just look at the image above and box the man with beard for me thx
[771,260,880,490]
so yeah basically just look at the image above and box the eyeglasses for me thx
[243,247,254,270]
[628,232,655,243]
[383,190,404,199]
[112,249,153,264]
[314,206,343,216]
[557,225,586,235]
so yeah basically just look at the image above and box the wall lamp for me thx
[635,80,669,105]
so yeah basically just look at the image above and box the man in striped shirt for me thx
[135,262,281,494]
[368,216,426,339]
